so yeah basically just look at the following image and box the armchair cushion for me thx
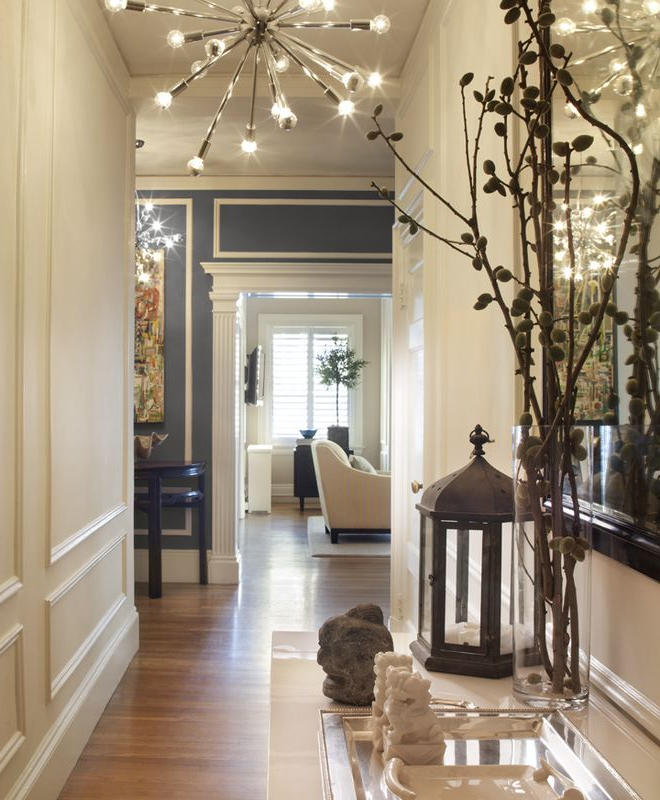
[349,454,377,473]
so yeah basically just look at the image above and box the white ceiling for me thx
[104,0,430,177]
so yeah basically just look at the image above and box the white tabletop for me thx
[267,630,660,800]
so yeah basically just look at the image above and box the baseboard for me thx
[134,548,207,583]
[7,608,139,800]
[591,655,660,743]
[272,483,293,497]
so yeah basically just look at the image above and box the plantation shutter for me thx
[270,328,349,438]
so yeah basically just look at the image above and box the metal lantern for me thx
[410,425,514,678]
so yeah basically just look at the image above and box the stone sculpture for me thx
[382,667,445,765]
[372,652,412,752]
[317,604,393,705]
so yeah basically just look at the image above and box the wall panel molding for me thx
[213,198,392,260]
[49,503,127,565]
[46,535,127,700]
[0,580,22,607]
[591,655,660,744]
[4,611,138,800]
[0,625,25,774]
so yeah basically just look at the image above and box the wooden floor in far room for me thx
[57,503,391,800]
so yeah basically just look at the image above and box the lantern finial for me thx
[469,424,493,457]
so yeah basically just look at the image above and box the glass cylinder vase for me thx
[512,425,593,707]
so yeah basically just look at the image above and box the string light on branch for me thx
[104,0,390,174]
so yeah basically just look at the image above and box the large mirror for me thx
[551,1,660,539]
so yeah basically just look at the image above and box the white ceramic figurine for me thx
[382,667,445,765]
[372,652,413,752]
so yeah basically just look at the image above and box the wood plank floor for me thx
[58,504,390,799]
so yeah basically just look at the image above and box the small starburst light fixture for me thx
[104,0,390,174]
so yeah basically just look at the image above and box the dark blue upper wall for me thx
[134,189,393,551]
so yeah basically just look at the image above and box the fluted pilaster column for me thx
[206,285,241,584]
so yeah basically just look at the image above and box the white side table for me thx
[268,631,660,799]
[247,444,272,513]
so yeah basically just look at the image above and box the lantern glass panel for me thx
[444,528,483,646]
[501,521,513,655]
[419,515,434,645]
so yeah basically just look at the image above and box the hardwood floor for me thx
[58,504,390,799]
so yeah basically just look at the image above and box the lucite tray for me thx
[318,707,641,800]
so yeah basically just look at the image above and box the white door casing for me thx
[202,262,392,584]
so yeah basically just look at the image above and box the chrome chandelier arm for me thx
[173,26,241,46]
[277,30,357,80]
[269,0,299,19]
[194,43,254,162]
[263,41,289,111]
[278,19,372,30]
[245,46,261,142]
[119,0,238,23]
[270,31,340,106]
[189,0,244,18]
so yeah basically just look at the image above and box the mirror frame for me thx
[542,17,660,582]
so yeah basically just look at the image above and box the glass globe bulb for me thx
[608,58,626,74]
[166,29,185,48]
[155,91,173,109]
[338,99,355,116]
[241,138,258,154]
[322,0,335,8]
[643,0,660,13]
[368,72,382,88]
[342,71,365,93]
[636,102,647,118]
[187,156,205,176]
[299,0,322,9]
[104,0,128,11]
[271,102,282,118]
[564,102,578,119]
[370,15,390,34]
[613,73,633,96]
[205,38,226,58]
[633,141,644,155]
[274,54,290,73]
[553,17,577,36]
[191,60,206,76]
[582,0,598,12]
[278,109,298,131]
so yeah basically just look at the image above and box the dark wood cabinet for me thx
[293,443,318,511]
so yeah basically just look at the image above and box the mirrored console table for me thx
[268,631,660,800]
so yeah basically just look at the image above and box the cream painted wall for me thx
[390,0,517,634]
[0,1,138,798]
[391,0,660,726]
[244,296,384,492]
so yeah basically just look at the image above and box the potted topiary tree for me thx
[316,336,368,453]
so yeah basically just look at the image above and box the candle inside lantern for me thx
[444,621,513,654]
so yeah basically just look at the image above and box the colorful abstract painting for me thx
[134,250,165,422]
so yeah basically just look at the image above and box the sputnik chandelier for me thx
[553,195,616,283]
[553,1,660,154]
[135,200,183,284]
[104,0,390,174]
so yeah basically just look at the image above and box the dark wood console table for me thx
[293,443,318,511]
[134,460,206,599]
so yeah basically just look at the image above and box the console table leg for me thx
[147,475,163,599]
[198,473,208,585]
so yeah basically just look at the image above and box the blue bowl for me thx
[300,429,317,439]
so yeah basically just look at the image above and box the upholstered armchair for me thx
[311,439,391,543]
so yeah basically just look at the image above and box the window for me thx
[258,315,364,446]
